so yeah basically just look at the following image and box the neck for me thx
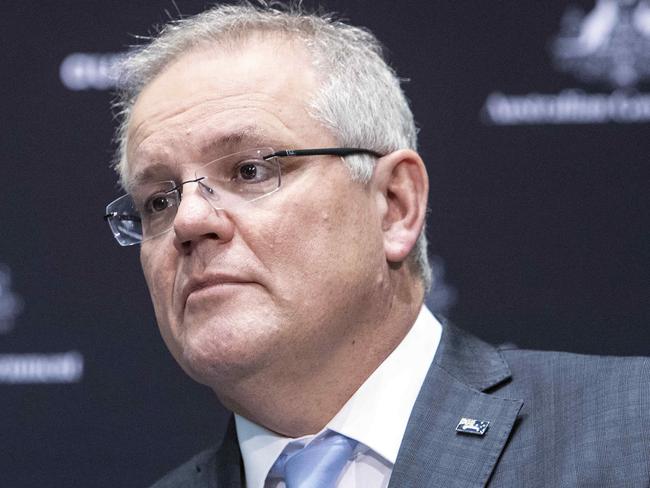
[216,276,425,437]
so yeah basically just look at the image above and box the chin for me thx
[175,314,279,387]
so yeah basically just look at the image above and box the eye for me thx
[144,192,174,214]
[232,159,274,183]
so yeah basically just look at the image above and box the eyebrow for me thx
[127,126,282,190]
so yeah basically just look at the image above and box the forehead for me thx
[125,36,329,184]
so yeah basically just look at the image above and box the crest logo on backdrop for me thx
[553,0,650,88]
[483,0,650,124]
[0,263,83,384]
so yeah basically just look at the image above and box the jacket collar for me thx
[388,319,523,488]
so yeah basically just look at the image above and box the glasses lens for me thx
[197,148,280,208]
[106,180,179,246]
[105,194,143,246]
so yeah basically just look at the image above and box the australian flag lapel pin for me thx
[456,417,490,435]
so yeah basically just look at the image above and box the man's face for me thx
[126,37,389,393]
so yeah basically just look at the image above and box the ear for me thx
[373,149,429,263]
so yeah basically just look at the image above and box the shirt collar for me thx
[235,305,442,488]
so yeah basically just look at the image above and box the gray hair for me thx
[112,1,432,289]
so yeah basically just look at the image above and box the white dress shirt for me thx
[235,306,442,488]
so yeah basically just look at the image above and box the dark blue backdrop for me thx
[1,1,648,486]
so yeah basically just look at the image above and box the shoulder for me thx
[149,446,218,488]
[489,346,650,484]
[499,345,650,393]
[498,346,650,450]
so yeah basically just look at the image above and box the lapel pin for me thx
[456,417,490,435]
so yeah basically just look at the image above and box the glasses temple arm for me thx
[268,148,382,159]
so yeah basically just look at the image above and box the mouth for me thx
[181,275,255,308]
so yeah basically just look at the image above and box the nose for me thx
[172,183,235,253]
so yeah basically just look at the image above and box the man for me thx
[103,3,649,487]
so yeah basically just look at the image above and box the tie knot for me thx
[270,432,358,488]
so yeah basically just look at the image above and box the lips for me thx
[181,274,254,306]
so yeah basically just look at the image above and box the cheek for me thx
[253,190,380,285]
[140,244,191,368]
[140,244,176,324]
[258,200,335,260]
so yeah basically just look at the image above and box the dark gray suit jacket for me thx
[150,322,650,487]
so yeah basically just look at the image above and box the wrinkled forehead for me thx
[123,34,325,186]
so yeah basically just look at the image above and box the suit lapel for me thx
[388,321,523,488]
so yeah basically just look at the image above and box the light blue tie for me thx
[270,432,358,488]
